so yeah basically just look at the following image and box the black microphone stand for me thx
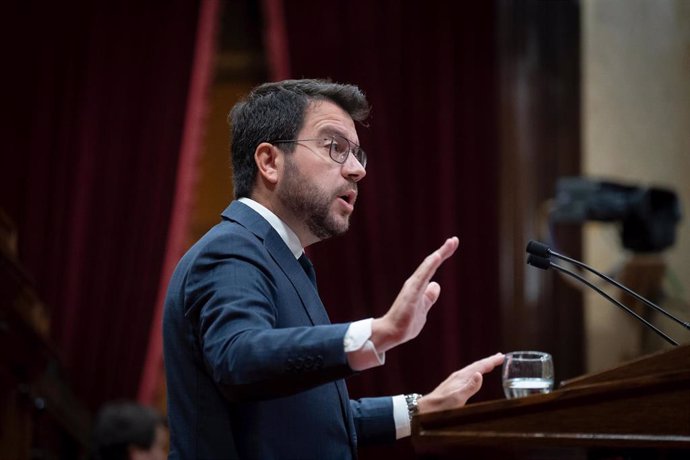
[527,254,678,346]
[526,240,690,331]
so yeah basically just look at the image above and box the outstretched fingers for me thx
[463,353,505,376]
[371,237,460,353]
[410,237,459,288]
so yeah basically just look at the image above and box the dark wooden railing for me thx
[0,211,90,459]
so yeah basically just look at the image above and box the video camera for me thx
[550,177,682,252]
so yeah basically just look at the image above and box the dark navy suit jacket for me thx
[163,201,394,459]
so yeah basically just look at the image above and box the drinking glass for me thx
[502,351,554,399]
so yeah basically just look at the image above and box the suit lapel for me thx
[222,202,331,326]
[264,233,332,325]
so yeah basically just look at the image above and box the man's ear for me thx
[255,142,281,185]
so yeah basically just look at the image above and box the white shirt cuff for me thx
[392,394,411,439]
[344,318,385,371]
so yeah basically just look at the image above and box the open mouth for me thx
[338,189,357,206]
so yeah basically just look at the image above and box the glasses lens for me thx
[329,135,367,168]
[354,148,367,168]
[328,135,349,163]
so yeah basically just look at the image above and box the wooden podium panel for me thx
[412,345,690,456]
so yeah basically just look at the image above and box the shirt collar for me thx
[237,197,303,259]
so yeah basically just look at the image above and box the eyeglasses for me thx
[270,134,367,169]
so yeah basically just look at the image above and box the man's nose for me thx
[342,152,366,182]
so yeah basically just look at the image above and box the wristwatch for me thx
[404,393,423,421]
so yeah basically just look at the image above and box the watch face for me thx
[406,394,421,419]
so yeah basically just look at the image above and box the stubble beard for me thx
[279,157,353,241]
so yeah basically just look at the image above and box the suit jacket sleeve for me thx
[350,397,396,444]
[184,228,355,402]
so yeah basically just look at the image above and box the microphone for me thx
[526,254,678,346]
[526,240,551,258]
[526,240,690,332]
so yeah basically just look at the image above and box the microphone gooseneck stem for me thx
[550,250,690,331]
[549,261,678,346]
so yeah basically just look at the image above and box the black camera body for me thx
[550,177,682,252]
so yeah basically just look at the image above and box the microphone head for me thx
[527,254,551,270]
[526,240,551,258]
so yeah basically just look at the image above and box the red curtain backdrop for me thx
[266,1,501,457]
[138,0,220,406]
[3,1,206,411]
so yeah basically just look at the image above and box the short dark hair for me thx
[91,401,165,460]
[228,79,370,198]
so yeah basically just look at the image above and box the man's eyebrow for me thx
[315,127,344,137]
[316,127,359,145]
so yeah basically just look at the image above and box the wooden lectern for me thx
[412,344,690,458]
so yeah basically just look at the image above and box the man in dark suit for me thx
[163,79,503,459]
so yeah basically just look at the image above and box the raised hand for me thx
[371,237,459,353]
